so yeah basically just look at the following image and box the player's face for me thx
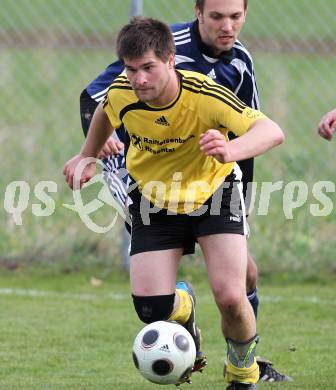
[124,51,175,106]
[196,0,247,56]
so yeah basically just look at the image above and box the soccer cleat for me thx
[175,368,193,387]
[175,281,207,373]
[192,350,207,373]
[226,382,257,390]
[256,356,293,382]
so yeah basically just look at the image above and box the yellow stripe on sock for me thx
[169,289,192,325]
[226,359,259,384]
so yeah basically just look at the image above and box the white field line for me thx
[0,288,125,301]
[0,288,335,306]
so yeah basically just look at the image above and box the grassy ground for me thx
[0,269,335,389]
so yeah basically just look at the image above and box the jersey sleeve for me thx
[103,89,122,129]
[209,83,267,136]
[232,41,260,110]
[219,105,267,137]
[86,60,124,101]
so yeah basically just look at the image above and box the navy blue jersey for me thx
[87,21,259,109]
[171,22,259,110]
[83,21,259,215]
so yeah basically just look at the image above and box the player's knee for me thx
[214,289,244,311]
[223,293,243,310]
[132,294,175,324]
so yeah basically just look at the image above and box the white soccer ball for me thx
[132,320,196,385]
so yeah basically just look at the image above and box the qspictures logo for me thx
[62,157,134,233]
[3,158,130,234]
[3,157,336,233]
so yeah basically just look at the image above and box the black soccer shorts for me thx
[129,165,247,256]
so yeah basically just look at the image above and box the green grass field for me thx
[0,270,335,389]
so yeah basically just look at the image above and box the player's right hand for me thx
[98,136,124,159]
[63,154,97,190]
[199,129,232,163]
[318,109,336,141]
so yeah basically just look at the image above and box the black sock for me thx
[247,288,259,318]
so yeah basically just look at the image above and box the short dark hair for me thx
[116,16,176,62]
[195,0,248,11]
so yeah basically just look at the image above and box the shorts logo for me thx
[130,133,143,150]
[230,215,241,222]
[155,116,170,126]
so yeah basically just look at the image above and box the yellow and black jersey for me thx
[103,69,266,213]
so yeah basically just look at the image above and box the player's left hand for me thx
[199,129,232,163]
[98,136,124,159]
[63,153,96,190]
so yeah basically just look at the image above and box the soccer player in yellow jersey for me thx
[64,17,284,389]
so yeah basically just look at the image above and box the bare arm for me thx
[63,102,115,189]
[199,118,284,163]
[80,102,115,157]
[318,109,336,141]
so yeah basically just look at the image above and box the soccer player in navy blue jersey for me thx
[79,0,291,383]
